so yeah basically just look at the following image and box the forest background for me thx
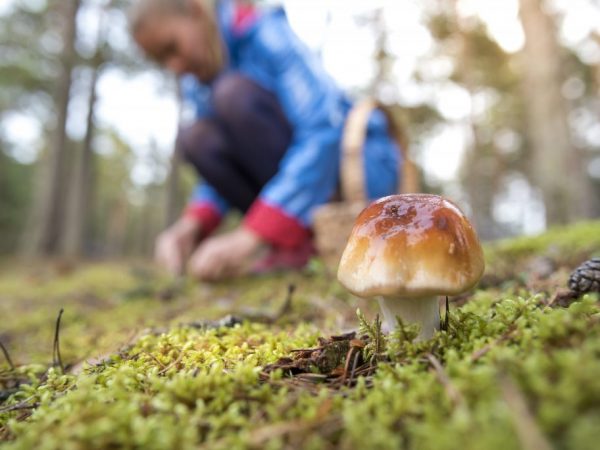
[1,0,599,260]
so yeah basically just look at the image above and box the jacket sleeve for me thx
[179,74,213,120]
[242,11,347,248]
[183,183,229,237]
[178,76,227,236]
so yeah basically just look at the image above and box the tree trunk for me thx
[164,145,183,228]
[24,0,80,256]
[62,63,99,257]
[105,197,129,257]
[164,85,184,229]
[518,0,592,225]
[590,33,600,218]
[451,4,500,239]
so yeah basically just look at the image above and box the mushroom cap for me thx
[337,194,485,298]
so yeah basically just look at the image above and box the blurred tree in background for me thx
[519,0,595,225]
[0,150,33,254]
[411,0,599,238]
[422,0,526,238]
[0,0,598,259]
[0,0,192,258]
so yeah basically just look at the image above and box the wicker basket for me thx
[313,99,420,271]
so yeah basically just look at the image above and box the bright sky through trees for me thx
[1,0,599,191]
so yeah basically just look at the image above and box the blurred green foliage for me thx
[0,152,33,254]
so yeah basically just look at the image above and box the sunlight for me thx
[420,124,467,183]
[458,0,525,52]
[554,0,600,44]
[95,69,178,151]
[493,173,546,235]
[1,113,42,164]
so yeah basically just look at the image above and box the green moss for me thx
[484,220,600,277]
[1,223,600,449]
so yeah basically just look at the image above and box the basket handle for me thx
[340,98,420,202]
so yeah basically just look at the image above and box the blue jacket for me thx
[182,0,400,248]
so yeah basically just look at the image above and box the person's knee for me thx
[177,120,226,167]
[211,74,260,123]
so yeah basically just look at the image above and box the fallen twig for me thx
[0,396,38,414]
[426,353,464,408]
[69,327,142,375]
[157,349,185,376]
[441,296,450,331]
[0,341,15,370]
[499,374,553,450]
[251,283,296,324]
[188,284,296,330]
[141,351,167,370]
[52,308,65,373]
[275,284,295,320]
[347,350,361,387]
[341,347,356,385]
[247,398,338,447]
[470,325,518,362]
[374,314,383,355]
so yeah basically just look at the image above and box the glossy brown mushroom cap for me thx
[337,194,485,298]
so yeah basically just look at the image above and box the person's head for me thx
[129,0,224,83]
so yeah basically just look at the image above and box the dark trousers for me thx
[178,74,293,212]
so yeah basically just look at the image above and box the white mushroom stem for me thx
[377,296,440,341]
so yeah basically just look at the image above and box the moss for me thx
[1,223,600,449]
[484,220,600,278]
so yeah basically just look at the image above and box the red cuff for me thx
[244,200,311,248]
[184,203,222,237]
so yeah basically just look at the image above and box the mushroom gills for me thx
[377,296,440,340]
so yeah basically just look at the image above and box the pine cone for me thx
[568,258,600,295]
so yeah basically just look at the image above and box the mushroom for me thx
[337,194,485,340]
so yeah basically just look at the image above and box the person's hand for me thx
[188,226,265,281]
[154,216,203,275]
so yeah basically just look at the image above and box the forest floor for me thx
[1,221,600,449]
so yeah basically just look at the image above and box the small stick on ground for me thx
[374,314,383,355]
[239,283,296,325]
[0,402,39,414]
[470,307,523,362]
[442,296,450,331]
[499,374,553,450]
[341,347,356,385]
[0,396,39,414]
[142,351,167,370]
[470,325,518,362]
[52,308,65,373]
[0,341,15,370]
[270,284,296,322]
[426,353,464,408]
[347,350,362,387]
[158,350,185,376]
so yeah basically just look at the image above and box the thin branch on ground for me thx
[470,325,518,362]
[52,308,65,373]
[347,350,362,387]
[499,374,553,450]
[158,349,185,376]
[0,341,15,370]
[261,283,296,324]
[442,296,450,331]
[0,396,38,414]
[141,351,167,370]
[426,353,464,408]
